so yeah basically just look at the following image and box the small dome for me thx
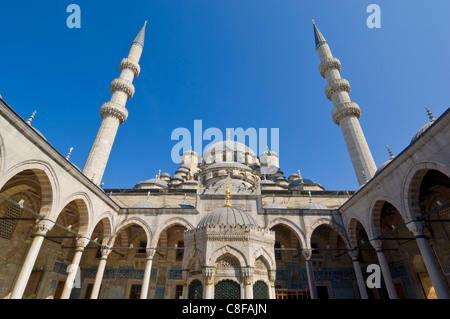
[264,202,287,209]
[177,167,190,174]
[197,206,256,227]
[203,140,257,156]
[375,159,394,175]
[136,178,168,188]
[161,172,171,178]
[261,149,279,157]
[300,202,328,210]
[180,164,191,169]
[171,203,195,208]
[132,200,157,208]
[410,120,435,144]
[171,174,185,181]
[288,178,320,188]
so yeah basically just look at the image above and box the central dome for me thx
[197,206,256,227]
[203,140,257,156]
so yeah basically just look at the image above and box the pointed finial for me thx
[312,19,315,25]
[312,20,327,49]
[147,191,150,201]
[227,129,231,141]
[308,191,312,202]
[26,110,36,125]
[158,170,161,179]
[133,21,147,48]
[425,107,435,121]
[386,145,395,159]
[298,170,303,182]
[66,147,73,160]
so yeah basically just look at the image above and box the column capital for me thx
[100,246,112,258]
[302,249,312,260]
[146,248,156,260]
[348,248,359,260]
[76,237,90,250]
[241,267,254,285]
[406,220,425,237]
[203,267,215,285]
[35,219,54,235]
[371,239,384,252]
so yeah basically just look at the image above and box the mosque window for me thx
[138,240,147,254]
[129,284,142,299]
[275,242,282,260]
[0,204,22,240]
[176,241,184,260]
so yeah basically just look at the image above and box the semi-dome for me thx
[300,202,328,210]
[197,206,256,227]
[132,200,157,208]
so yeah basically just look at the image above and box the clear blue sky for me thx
[0,1,449,191]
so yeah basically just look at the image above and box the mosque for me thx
[0,20,449,300]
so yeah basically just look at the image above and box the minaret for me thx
[83,22,147,185]
[313,20,377,186]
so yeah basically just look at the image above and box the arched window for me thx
[215,279,240,299]
[188,279,203,299]
[253,280,269,299]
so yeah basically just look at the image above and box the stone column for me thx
[242,268,254,299]
[203,267,215,299]
[407,221,449,299]
[269,270,276,299]
[371,240,398,299]
[61,237,90,299]
[302,250,318,299]
[348,249,368,299]
[10,220,54,299]
[140,249,156,299]
[90,247,112,299]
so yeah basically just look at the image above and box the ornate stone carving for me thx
[35,219,54,235]
[146,248,156,260]
[301,249,312,260]
[100,102,129,124]
[76,237,90,249]
[110,78,135,100]
[319,57,341,78]
[331,102,361,125]
[325,78,351,100]
[406,220,425,237]
[242,267,254,285]
[203,267,215,285]
[216,257,237,268]
[119,58,141,78]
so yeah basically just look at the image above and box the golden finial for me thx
[266,146,269,152]
[227,129,231,141]
[312,19,315,25]
[158,170,161,179]
[298,170,303,182]
[223,179,232,208]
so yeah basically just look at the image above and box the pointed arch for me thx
[266,217,307,249]
[209,245,247,267]
[307,217,350,250]
[0,160,58,218]
[403,161,450,221]
[149,217,194,248]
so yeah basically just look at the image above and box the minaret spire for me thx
[83,22,147,185]
[313,20,377,186]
